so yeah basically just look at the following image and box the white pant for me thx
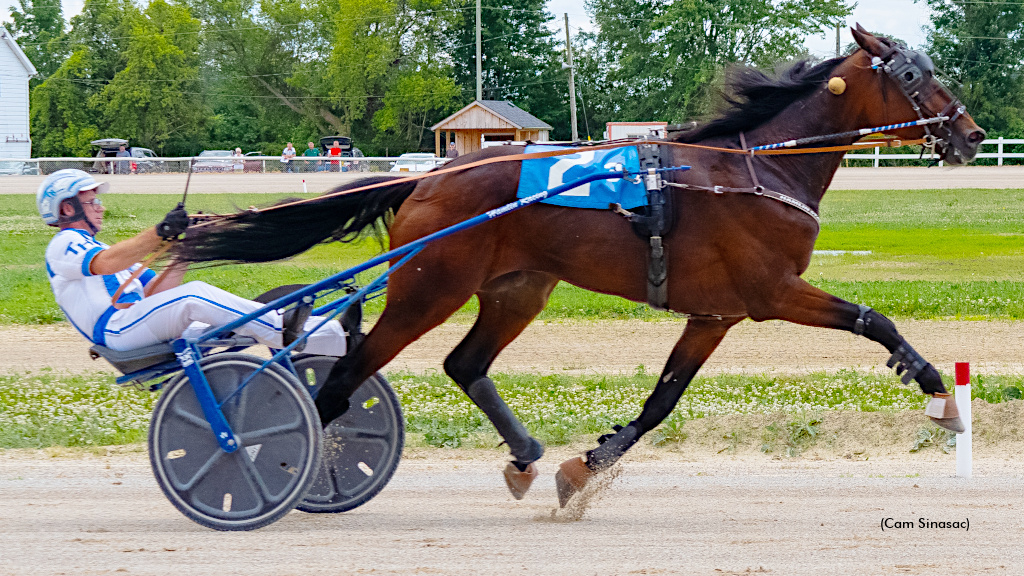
[99,281,347,357]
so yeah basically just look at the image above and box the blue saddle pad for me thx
[516,145,647,209]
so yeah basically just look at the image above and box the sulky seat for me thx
[89,342,177,374]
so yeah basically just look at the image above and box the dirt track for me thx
[1,449,1022,575]
[6,319,1024,376]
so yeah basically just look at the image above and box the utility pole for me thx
[564,13,578,141]
[835,24,841,58]
[476,0,482,101]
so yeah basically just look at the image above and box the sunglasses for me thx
[80,198,103,208]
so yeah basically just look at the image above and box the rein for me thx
[109,158,194,310]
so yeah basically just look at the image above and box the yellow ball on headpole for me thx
[828,76,847,95]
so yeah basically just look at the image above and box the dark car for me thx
[317,136,365,172]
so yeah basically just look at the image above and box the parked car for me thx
[89,138,162,174]
[192,150,234,173]
[389,153,440,173]
[316,136,366,171]
[0,160,39,175]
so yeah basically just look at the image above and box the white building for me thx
[0,26,37,159]
[604,122,667,140]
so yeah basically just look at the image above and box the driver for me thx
[38,169,348,355]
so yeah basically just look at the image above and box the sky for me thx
[19,0,932,57]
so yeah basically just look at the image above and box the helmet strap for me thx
[57,196,98,235]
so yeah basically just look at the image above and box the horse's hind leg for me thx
[755,278,962,432]
[444,271,559,499]
[314,266,481,426]
[555,316,742,507]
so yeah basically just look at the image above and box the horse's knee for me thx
[443,353,480,388]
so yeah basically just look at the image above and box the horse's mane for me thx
[672,57,845,143]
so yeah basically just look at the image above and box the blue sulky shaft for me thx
[181,164,691,452]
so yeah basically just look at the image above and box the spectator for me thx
[328,140,342,172]
[445,141,459,160]
[281,142,297,173]
[232,147,244,172]
[115,145,132,175]
[299,140,317,171]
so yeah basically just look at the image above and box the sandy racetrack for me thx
[1,450,1023,575]
[4,320,1024,573]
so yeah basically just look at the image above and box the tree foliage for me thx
[11,0,1021,155]
[5,0,65,83]
[921,0,1024,137]
[576,0,851,127]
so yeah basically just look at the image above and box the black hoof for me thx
[316,397,350,428]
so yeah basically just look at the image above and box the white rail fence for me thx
[0,155,447,176]
[843,137,1024,167]
[1,138,1022,176]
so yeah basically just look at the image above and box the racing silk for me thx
[45,228,156,344]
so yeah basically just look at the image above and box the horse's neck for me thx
[743,90,866,211]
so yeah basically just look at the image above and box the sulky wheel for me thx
[148,353,322,531]
[290,354,404,513]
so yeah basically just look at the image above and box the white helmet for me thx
[37,169,109,226]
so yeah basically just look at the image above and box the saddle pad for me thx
[516,145,647,209]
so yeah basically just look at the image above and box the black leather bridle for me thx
[873,42,967,161]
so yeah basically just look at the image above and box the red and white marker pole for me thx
[302,179,308,194]
[955,362,972,478]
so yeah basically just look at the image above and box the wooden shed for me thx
[431,100,552,157]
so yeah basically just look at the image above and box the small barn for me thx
[431,100,552,157]
[0,26,37,159]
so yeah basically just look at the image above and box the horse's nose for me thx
[967,128,986,147]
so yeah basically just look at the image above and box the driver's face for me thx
[76,189,104,232]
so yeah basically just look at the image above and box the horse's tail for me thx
[174,175,418,264]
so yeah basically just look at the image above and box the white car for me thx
[389,153,441,172]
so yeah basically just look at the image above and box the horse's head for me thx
[839,25,985,165]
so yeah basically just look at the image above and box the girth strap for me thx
[631,144,671,311]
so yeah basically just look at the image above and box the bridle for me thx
[873,42,967,161]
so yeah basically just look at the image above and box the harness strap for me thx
[738,132,761,189]
[663,181,821,228]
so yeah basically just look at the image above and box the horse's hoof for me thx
[555,457,594,508]
[930,416,965,434]
[924,392,964,433]
[503,462,538,500]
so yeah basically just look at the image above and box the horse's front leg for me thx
[753,277,963,432]
[555,316,743,507]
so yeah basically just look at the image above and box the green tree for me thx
[4,0,65,83]
[921,0,1024,137]
[449,0,568,137]
[28,0,136,156]
[578,0,851,125]
[97,0,207,150]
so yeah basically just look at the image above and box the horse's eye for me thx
[904,72,915,82]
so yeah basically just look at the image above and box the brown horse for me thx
[177,27,985,506]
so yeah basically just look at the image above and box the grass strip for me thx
[4,369,1022,450]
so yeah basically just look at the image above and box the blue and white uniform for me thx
[45,228,347,355]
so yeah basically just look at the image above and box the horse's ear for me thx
[851,23,887,56]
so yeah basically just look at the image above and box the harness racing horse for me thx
[176,27,986,506]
